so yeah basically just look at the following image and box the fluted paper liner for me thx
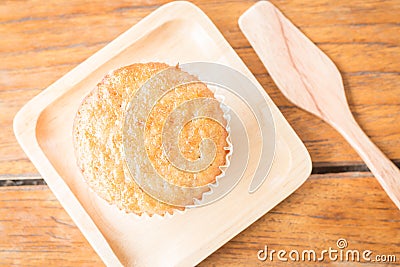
[122,67,232,218]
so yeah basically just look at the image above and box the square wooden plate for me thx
[13,1,312,266]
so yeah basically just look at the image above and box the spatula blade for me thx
[238,1,347,120]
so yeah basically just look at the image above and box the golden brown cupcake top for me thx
[73,63,228,216]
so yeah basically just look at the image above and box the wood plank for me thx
[239,1,400,209]
[0,173,399,265]
[0,0,399,172]
[202,172,400,266]
[0,185,103,266]
[11,2,312,264]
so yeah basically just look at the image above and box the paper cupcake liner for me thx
[74,63,235,219]
[191,87,233,207]
[125,84,233,219]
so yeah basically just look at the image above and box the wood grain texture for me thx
[12,2,312,264]
[201,172,400,266]
[0,173,399,266]
[1,0,399,176]
[0,185,103,266]
[1,0,399,265]
[239,1,400,209]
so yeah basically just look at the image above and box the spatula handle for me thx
[337,117,400,209]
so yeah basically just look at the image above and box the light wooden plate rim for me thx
[13,1,312,266]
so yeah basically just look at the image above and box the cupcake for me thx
[73,63,229,216]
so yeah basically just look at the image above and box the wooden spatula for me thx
[239,1,400,209]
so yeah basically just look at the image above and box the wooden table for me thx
[1,0,399,265]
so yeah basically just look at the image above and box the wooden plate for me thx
[13,1,311,266]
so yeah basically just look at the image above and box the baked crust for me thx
[73,63,228,215]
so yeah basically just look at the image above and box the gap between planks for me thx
[1,160,399,186]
